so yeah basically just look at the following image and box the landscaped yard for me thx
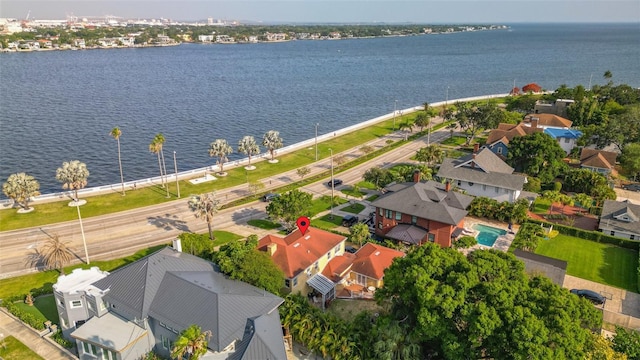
[327,299,384,322]
[12,294,58,325]
[247,219,282,230]
[210,230,244,247]
[535,234,639,292]
[339,203,366,214]
[311,214,343,230]
[0,336,44,360]
[308,196,348,217]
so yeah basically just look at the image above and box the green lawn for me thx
[365,194,380,202]
[355,181,377,190]
[0,336,44,360]
[440,136,468,146]
[327,299,384,322]
[310,213,343,230]
[308,196,348,218]
[535,234,639,292]
[13,294,59,325]
[532,198,552,214]
[340,187,367,199]
[247,219,282,230]
[210,231,244,247]
[340,203,366,214]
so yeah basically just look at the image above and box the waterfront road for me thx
[0,122,451,279]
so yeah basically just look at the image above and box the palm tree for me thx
[2,172,40,211]
[415,145,443,166]
[349,222,370,247]
[55,160,89,202]
[110,127,125,196]
[541,190,561,214]
[237,135,260,166]
[188,192,220,240]
[40,234,73,274]
[574,193,593,214]
[208,139,233,173]
[262,130,283,161]
[413,113,430,132]
[171,324,212,360]
[398,121,414,141]
[149,136,164,187]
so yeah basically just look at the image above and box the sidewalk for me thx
[0,308,75,360]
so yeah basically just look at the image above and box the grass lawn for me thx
[0,336,45,360]
[365,194,379,202]
[355,181,377,190]
[327,299,384,322]
[532,198,551,214]
[340,203,365,214]
[308,196,348,218]
[311,214,343,230]
[340,187,367,199]
[210,231,244,247]
[13,294,59,325]
[0,245,166,300]
[247,219,282,230]
[440,136,468,146]
[535,234,639,292]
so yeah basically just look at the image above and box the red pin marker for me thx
[296,216,310,235]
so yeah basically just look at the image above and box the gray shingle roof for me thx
[600,200,640,235]
[437,148,525,191]
[228,312,287,360]
[373,181,472,225]
[70,312,148,351]
[385,224,428,244]
[92,247,215,321]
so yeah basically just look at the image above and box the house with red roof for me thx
[580,148,618,175]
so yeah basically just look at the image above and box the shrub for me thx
[454,236,477,249]
[3,298,46,330]
[52,330,74,349]
[524,176,541,192]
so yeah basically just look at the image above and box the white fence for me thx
[0,93,508,208]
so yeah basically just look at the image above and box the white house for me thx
[599,200,640,241]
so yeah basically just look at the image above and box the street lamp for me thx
[76,203,89,264]
[329,148,334,219]
[446,86,449,108]
[315,123,319,161]
[393,100,398,131]
[173,151,180,198]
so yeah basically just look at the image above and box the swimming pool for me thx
[472,224,507,247]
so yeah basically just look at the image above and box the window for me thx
[102,349,117,360]
[610,231,615,236]
[284,279,291,288]
[495,187,499,193]
[457,180,461,186]
[293,276,298,287]
[428,233,435,243]
[385,209,392,219]
[496,147,503,154]
[327,251,332,260]
[468,182,474,186]
[162,335,170,349]
[482,184,487,191]
[87,300,95,312]
[314,261,319,271]
[564,137,570,143]
[395,212,402,221]
[411,215,417,224]
[83,342,97,356]
[335,244,341,253]
[58,298,64,307]
[631,235,635,240]
[70,300,82,308]
[379,208,383,217]
[378,222,383,229]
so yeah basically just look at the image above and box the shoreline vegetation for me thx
[0,24,507,53]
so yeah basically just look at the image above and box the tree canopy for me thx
[375,244,602,359]
[507,132,567,183]
[265,189,312,232]
[262,130,283,161]
[2,172,40,210]
[208,139,233,172]
[55,160,90,201]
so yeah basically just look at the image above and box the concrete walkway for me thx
[0,308,75,359]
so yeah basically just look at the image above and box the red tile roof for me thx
[258,227,346,279]
[486,122,543,145]
[322,253,356,282]
[580,148,617,170]
[523,114,573,128]
[351,243,405,280]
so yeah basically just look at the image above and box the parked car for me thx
[261,193,280,202]
[342,214,358,227]
[327,178,343,187]
[345,245,357,254]
[570,289,606,305]
[623,183,640,192]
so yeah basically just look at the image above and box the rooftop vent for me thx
[294,243,301,248]
[305,235,311,240]
[374,251,381,256]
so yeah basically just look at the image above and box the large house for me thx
[543,128,583,154]
[258,227,347,296]
[437,147,527,203]
[598,200,640,241]
[522,113,573,130]
[533,99,575,117]
[580,148,618,175]
[484,123,542,159]
[371,179,473,248]
[54,247,286,360]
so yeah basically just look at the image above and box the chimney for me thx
[267,243,277,256]
[445,181,451,192]
[473,143,479,153]
[531,117,539,128]
[172,239,182,252]
[412,170,421,183]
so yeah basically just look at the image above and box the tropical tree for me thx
[507,132,567,183]
[611,326,640,359]
[149,134,165,187]
[446,121,457,139]
[39,234,73,274]
[620,143,640,180]
[265,189,312,232]
[188,192,220,240]
[238,135,260,166]
[55,160,89,202]
[2,172,40,210]
[414,112,430,132]
[512,222,545,252]
[574,193,594,214]
[363,167,391,190]
[398,121,413,140]
[542,190,561,214]
[415,145,444,166]
[604,70,613,81]
[208,139,233,173]
[349,222,370,247]
[110,127,125,196]
[262,130,283,161]
[171,324,212,360]
[296,166,311,179]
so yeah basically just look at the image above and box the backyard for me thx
[535,234,639,292]
[327,298,384,322]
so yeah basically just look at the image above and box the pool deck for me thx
[459,217,517,255]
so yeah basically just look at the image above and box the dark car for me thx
[261,193,280,202]
[623,183,640,192]
[570,289,606,305]
[342,214,358,227]
[327,179,343,187]
[345,245,357,254]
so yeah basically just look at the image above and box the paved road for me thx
[0,120,450,279]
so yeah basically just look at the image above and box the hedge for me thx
[3,296,46,330]
[525,219,640,251]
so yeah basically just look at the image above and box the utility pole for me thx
[76,203,89,264]
[315,123,319,161]
[173,151,180,198]
[330,148,334,219]
[393,100,398,131]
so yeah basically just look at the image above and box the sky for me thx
[0,0,638,23]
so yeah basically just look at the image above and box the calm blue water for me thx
[1,23,639,194]
[473,223,508,247]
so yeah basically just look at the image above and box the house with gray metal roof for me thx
[599,200,640,241]
[57,246,286,360]
[371,180,473,248]
[436,148,527,203]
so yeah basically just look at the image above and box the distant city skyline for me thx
[1,0,639,23]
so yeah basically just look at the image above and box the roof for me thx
[523,113,573,128]
[436,148,526,191]
[228,312,287,360]
[92,247,215,321]
[71,312,148,351]
[53,266,109,294]
[258,227,346,278]
[580,148,617,170]
[306,273,335,296]
[543,128,583,139]
[322,253,356,282]
[351,243,404,280]
[599,200,640,235]
[372,181,472,226]
[385,224,428,245]
[513,249,567,270]
[486,122,542,145]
